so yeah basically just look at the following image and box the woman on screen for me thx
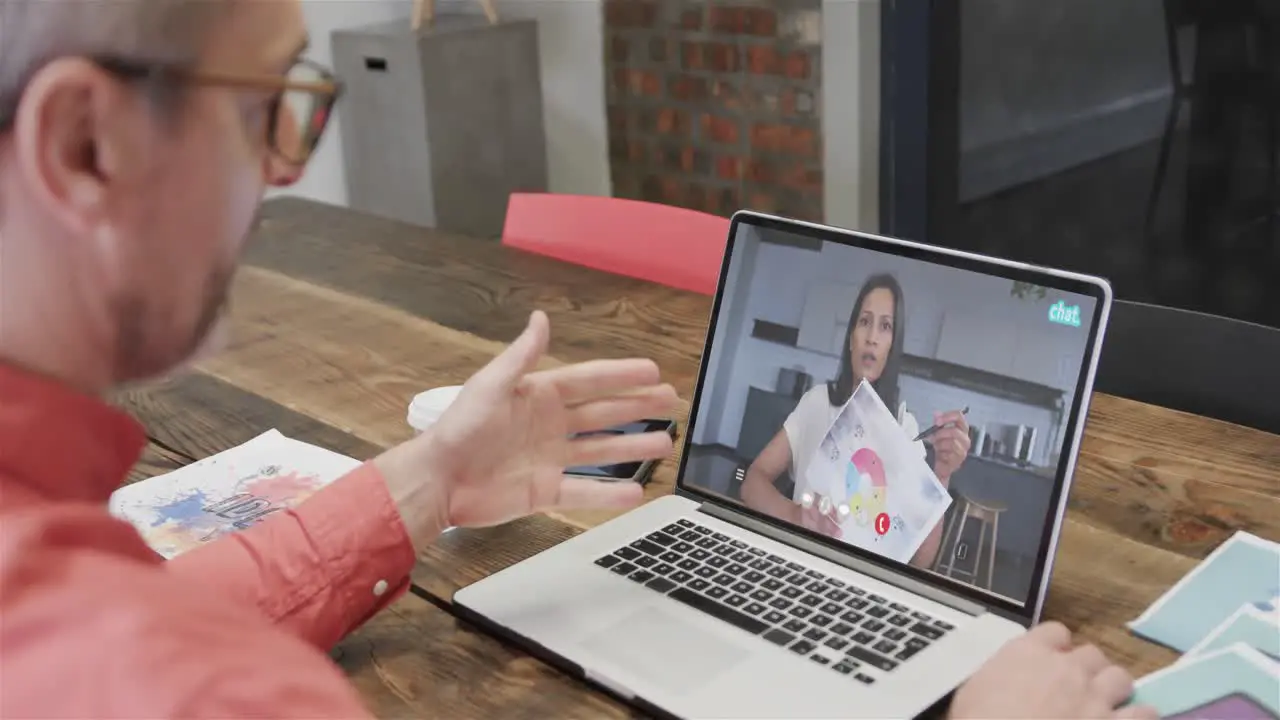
[740,273,971,569]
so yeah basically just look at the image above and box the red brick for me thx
[608,138,627,162]
[645,72,662,96]
[683,183,708,212]
[747,8,779,35]
[701,114,740,144]
[747,191,778,213]
[780,89,816,116]
[653,145,707,174]
[709,6,777,36]
[745,159,775,183]
[607,106,628,135]
[605,0,657,28]
[780,165,823,191]
[610,35,629,62]
[712,186,741,215]
[711,79,744,109]
[681,42,739,72]
[677,8,703,30]
[783,52,811,79]
[680,42,703,70]
[626,139,647,163]
[649,37,672,63]
[682,148,709,173]
[750,123,817,156]
[746,45,781,75]
[708,6,744,33]
[659,176,682,204]
[615,69,660,97]
[655,108,690,135]
[715,156,743,181]
[640,176,663,203]
[668,74,708,101]
[703,42,739,72]
[610,137,647,164]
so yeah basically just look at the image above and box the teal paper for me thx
[1128,532,1280,652]
[1185,607,1280,662]
[1128,644,1280,719]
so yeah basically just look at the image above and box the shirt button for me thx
[373,579,389,597]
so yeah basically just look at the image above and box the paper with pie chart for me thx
[802,379,953,563]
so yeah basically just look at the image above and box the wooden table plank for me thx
[334,594,632,719]
[128,442,194,485]
[1082,393,1280,496]
[248,198,713,391]
[199,265,692,529]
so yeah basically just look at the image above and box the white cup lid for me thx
[407,385,463,432]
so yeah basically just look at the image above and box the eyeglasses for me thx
[95,55,343,166]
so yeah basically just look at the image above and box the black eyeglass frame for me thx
[0,55,343,166]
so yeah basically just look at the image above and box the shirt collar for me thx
[0,362,146,504]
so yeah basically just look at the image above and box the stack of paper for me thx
[1124,532,1280,718]
[110,430,361,559]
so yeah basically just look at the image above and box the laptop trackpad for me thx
[578,606,743,694]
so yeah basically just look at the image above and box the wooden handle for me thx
[479,0,499,24]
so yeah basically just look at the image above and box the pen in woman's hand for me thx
[912,406,970,442]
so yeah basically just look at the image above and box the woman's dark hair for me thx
[827,273,906,411]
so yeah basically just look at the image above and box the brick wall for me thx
[604,0,824,221]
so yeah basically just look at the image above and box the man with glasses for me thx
[0,1,1151,718]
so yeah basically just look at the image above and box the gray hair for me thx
[0,0,232,127]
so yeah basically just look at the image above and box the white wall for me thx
[272,0,611,207]
[274,0,882,233]
[693,229,1096,466]
[823,0,881,233]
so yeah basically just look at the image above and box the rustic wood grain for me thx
[333,595,632,719]
[1082,393,1280,496]
[116,372,382,463]
[118,198,1280,717]
[248,198,712,392]
[200,264,692,528]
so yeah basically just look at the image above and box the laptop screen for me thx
[679,214,1107,616]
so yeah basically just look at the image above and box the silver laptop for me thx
[455,212,1112,719]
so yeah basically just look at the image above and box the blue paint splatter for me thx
[149,490,208,527]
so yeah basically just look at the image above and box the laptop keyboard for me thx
[594,518,955,685]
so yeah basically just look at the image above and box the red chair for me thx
[501,193,730,295]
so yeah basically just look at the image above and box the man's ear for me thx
[11,57,147,235]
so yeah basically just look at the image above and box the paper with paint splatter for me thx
[800,379,952,563]
[109,430,360,559]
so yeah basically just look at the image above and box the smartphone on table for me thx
[565,419,678,485]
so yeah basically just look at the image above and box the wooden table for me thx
[117,198,1280,717]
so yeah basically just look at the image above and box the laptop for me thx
[455,212,1112,719]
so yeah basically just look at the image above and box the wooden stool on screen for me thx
[935,494,1006,591]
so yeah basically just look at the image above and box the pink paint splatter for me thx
[240,471,326,506]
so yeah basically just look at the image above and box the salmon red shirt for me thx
[0,363,416,717]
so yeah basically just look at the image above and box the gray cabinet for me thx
[737,387,801,462]
[948,457,1055,558]
[333,16,549,238]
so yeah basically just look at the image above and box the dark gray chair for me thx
[1095,300,1280,434]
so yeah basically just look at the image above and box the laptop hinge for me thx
[696,500,986,617]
